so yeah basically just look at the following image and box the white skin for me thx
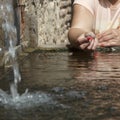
[68,0,120,50]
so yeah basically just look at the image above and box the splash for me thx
[0,89,57,109]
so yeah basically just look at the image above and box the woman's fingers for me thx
[98,39,119,47]
[76,32,99,50]
[98,31,112,42]
[98,29,120,42]
[85,32,95,38]
[97,29,120,47]
[80,42,90,50]
[77,34,88,44]
[76,33,90,49]
[92,38,98,50]
[87,39,94,49]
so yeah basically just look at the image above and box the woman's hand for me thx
[77,32,98,50]
[98,29,120,47]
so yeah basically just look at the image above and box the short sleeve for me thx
[73,0,95,15]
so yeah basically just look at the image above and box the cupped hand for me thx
[98,29,120,47]
[77,32,98,50]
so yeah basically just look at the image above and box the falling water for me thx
[0,0,67,109]
[0,0,21,100]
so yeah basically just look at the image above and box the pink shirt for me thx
[74,0,120,33]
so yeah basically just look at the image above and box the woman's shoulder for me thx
[73,0,99,4]
[73,0,100,15]
[73,0,100,8]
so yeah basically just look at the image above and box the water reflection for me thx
[70,51,120,83]
[68,51,120,119]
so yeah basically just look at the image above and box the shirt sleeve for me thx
[73,0,95,15]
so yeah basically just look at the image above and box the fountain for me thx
[0,0,66,109]
[0,1,120,120]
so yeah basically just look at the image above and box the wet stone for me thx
[65,90,87,100]
[51,87,66,94]
[107,106,118,113]
[96,85,108,91]
[82,100,92,108]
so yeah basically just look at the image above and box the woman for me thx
[68,0,120,50]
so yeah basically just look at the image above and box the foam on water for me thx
[0,89,59,109]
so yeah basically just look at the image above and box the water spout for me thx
[0,0,21,99]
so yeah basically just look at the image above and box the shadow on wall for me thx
[70,0,74,24]
[0,22,4,51]
[71,0,74,4]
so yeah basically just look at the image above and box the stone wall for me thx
[0,0,73,66]
[0,0,73,49]
[23,0,72,48]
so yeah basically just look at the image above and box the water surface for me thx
[0,51,120,120]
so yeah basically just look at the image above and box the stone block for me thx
[23,0,72,48]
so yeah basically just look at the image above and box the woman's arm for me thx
[68,4,95,49]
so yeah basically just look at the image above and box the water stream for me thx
[0,0,21,99]
[0,0,67,110]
